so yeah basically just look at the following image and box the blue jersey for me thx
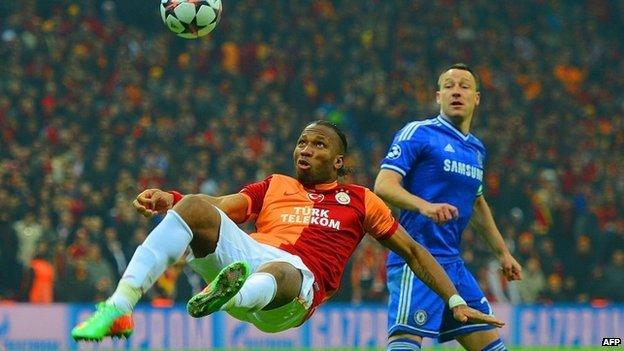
[381,115,486,265]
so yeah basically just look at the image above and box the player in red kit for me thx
[71,121,504,341]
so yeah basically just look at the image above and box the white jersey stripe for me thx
[398,121,421,141]
[405,120,440,140]
[380,164,407,177]
[397,119,439,141]
[388,342,420,350]
[397,121,418,141]
[394,267,407,324]
[403,269,414,324]
[398,265,408,324]
[389,323,439,336]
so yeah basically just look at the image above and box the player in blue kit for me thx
[374,64,522,351]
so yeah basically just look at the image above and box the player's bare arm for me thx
[379,225,504,328]
[374,169,459,224]
[133,189,249,223]
[469,195,522,281]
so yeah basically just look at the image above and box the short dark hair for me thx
[306,120,351,177]
[308,120,348,154]
[438,63,480,90]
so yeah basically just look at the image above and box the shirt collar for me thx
[437,114,471,141]
[304,180,338,192]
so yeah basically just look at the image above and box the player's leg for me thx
[183,206,313,332]
[387,334,423,351]
[455,329,506,351]
[234,259,315,333]
[233,261,303,310]
[386,264,444,350]
[109,194,223,308]
[72,194,222,341]
[438,261,507,351]
[187,260,303,317]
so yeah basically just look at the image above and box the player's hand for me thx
[451,305,505,328]
[499,252,522,281]
[420,202,459,224]
[133,188,174,218]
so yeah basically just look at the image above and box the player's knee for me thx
[257,262,302,306]
[173,194,220,230]
[174,195,221,257]
[387,335,422,351]
[257,262,301,287]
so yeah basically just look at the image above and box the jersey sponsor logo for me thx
[386,144,401,159]
[443,159,483,181]
[335,191,351,205]
[444,143,455,153]
[280,206,341,230]
[414,310,427,325]
[307,193,325,202]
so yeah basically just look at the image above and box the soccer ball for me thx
[160,0,222,39]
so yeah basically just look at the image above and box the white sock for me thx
[107,210,193,312]
[225,272,277,312]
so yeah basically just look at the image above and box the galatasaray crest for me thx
[335,191,351,205]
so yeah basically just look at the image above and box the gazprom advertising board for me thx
[0,303,621,349]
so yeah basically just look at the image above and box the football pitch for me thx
[141,348,606,351]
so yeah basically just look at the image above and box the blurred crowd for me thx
[0,0,622,306]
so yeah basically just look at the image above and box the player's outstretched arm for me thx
[470,195,522,281]
[375,169,458,224]
[132,189,250,223]
[379,225,505,328]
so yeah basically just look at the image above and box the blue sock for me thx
[482,338,507,351]
[387,337,421,351]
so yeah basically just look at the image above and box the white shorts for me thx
[186,207,315,311]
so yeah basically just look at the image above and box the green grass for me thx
[144,348,607,351]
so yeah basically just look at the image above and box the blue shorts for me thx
[386,260,495,343]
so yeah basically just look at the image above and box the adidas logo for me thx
[444,144,455,153]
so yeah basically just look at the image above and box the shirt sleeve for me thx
[239,175,273,218]
[476,145,487,197]
[379,123,427,177]
[363,189,399,240]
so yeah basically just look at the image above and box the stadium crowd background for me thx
[0,0,622,307]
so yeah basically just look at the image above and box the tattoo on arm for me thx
[409,261,438,291]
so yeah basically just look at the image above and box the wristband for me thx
[448,294,467,309]
[168,190,184,205]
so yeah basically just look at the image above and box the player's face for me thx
[293,124,344,185]
[436,69,480,120]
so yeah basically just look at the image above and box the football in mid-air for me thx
[160,0,222,39]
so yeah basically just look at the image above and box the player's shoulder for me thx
[468,134,486,152]
[395,116,443,141]
[254,174,303,197]
[245,173,298,189]
[340,182,368,193]
[339,183,380,201]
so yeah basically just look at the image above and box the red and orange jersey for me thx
[239,174,398,309]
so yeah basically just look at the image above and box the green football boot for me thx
[187,261,251,318]
[71,302,133,342]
